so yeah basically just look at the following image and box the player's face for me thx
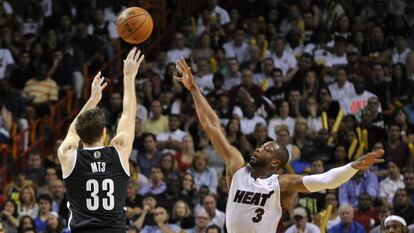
[385,221,405,233]
[250,142,275,168]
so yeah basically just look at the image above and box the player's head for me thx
[249,141,289,172]
[75,108,106,146]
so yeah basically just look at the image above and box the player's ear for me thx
[271,159,281,169]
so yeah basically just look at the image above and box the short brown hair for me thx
[75,108,105,144]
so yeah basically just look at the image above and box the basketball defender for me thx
[58,48,144,233]
[174,59,384,233]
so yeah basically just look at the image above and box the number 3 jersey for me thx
[226,166,282,233]
[63,146,129,233]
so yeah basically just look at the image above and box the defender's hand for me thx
[90,71,107,103]
[351,149,384,170]
[123,47,145,79]
[174,58,197,91]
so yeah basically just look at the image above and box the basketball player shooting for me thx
[174,58,384,233]
[58,47,144,233]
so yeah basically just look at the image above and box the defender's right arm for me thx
[175,59,245,182]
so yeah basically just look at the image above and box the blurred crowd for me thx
[1,0,414,232]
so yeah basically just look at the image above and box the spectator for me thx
[139,166,167,196]
[177,174,196,210]
[328,68,356,104]
[138,133,163,177]
[170,200,195,230]
[18,187,38,219]
[315,192,341,230]
[370,203,393,233]
[166,32,191,64]
[206,225,221,233]
[403,170,414,204]
[285,207,320,233]
[133,194,157,230]
[339,170,379,207]
[393,189,414,225]
[379,161,405,203]
[156,114,186,151]
[0,199,18,233]
[329,204,366,233]
[239,101,266,136]
[354,193,379,232]
[268,101,296,139]
[270,37,297,75]
[125,180,142,226]
[386,124,410,169]
[189,152,218,195]
[25,152,45,187]
[139,207,181,233]
[34,194,52,233]
[45,211,64,233]
[383,215,408,233]
[186,209,211,233]
[222,28,249,63]
[17,216,35,233]
[223,58,241,91]
[142,100,169,136]
[202,195,225,232]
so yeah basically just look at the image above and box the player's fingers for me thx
[101,81,108,89]
[375,149,384,157]
[173,76,183,82]
[133,49,141,62]
[127,47,137,61]
[176,64,184,74]
[137,54,145,65]
[176,59,185,70]
[374,159,385,164]
[93,71,102,82]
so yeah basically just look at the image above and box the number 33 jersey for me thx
[63,146,129,233]
[226,166,282,233]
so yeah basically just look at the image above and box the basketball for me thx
[116,7,153,44]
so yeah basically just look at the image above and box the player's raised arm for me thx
[174,58,245,180]
[58,72,108,172]
[279,149,384,193]
[110,47,145,169]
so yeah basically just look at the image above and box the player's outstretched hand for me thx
[90,71,107,103]
[174,58,196,91]
[351,149,384,170]
[123,47,145,79]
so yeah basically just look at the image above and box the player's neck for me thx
[250,166,275,179]
[83,142,104,148]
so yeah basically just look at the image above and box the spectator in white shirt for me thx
[379,161,405,203]
[240,101,266,136]
[166,32,192,63]
[222,29,250,63]
[328,68,356,103]
[202,195,225,232]
[271,37,297,75]
[157,114,187,151]
[197,0,230,27]
[285,207,321,233]
[0,46,14,80]
[194,59,215,95]
[223,57,241,90]
[392,35,411,64]
[268,100,296,139]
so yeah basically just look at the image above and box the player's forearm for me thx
[121,78,137,119]
[302,163,358,192]
[190,86,220,127]
[68,98,100,134]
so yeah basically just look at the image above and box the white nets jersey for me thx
[226,166,282,233]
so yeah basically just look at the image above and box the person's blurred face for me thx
[60,15,71,28]
[243,102,256,118]
[311,160,324,174]
[39,199,51,212]
[395,110,407,125]
[289,90,301,105]
[254,125,267,140]
[144,135,156,151]
[174,33,185,48]
[387,162,400,178]
[335,146,346,162]
[182,174,193,190]
[28,154,41,169]
[4,201,15,214]
[150,168,164,182]
[161,154,173,170]
[272,70,283,85]
[51,180,64,197]
[325,194,337,208]
[182,135,193,150]
[197,60,209,74]
[228,119,240,133]
[168,116,180,131]
[319,88,331,103]
[20,52,31,65]
[234,30,245,44]
[150,101,162,117]
[127,183,137,198]
[276,129,290,145]
[339,206,354,224]
[385,221,405,233]
[395,190,408,206]
[21,189,32,203]
[305,71,317,86]
[22,217,33,229]
[295,120,307,133]
[274,39,285,53]
[393,65,403,79]
[195,211,210,227]
[389,126,401,141]
[335,42,347,55]
[367,97,380,113]
[45,168,58,182]
[241,69,253,86]
[373,64,385,79]
[203,195,216,213]
[228,59,239,73]
[264,59,275,73]
[201,34,210,47]
[279,101,290,117]
[47,215,59,229]
[195,157,207,171]
[154,207,168,223]
[94,10,105,24]
[372,27,384,42]
[143,197,157,209]
[336,69,347,85]
[250,47,260,61]
[175,202,187,217]
[338,15,350,31]
[404,172,414,189]
[358,194,372,211]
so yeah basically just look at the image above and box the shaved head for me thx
[250,141,289,171]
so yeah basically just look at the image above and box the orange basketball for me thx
[117,7,153,44]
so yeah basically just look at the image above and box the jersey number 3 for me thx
[86,179,115,211]
[252,208,265,223]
